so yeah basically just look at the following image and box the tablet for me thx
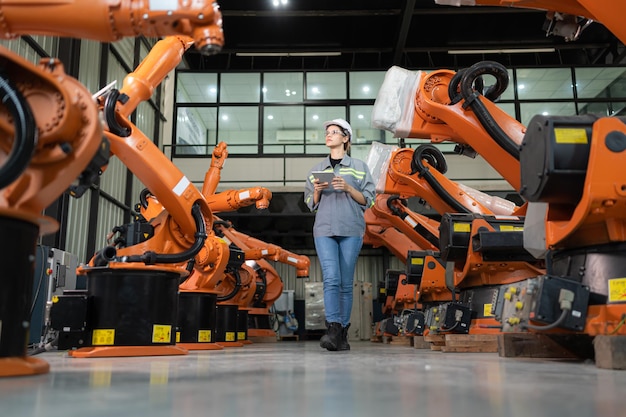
[312,171,336,185]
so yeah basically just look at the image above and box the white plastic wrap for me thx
[371,66,422,138]
[457,183,517,215]
[365,141,398,194]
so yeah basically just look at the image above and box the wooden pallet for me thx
[497,332,594,360]
[423,333,498,352]
[381,335,414,346]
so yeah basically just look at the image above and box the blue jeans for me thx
[314,236,363,327]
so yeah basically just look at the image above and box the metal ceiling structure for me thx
[183,1,625,71]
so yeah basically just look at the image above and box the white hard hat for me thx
[323,118,352,140]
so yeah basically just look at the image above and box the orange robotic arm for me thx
[0,0,224,55]
[380,144,522,216]
[374,62,526,190]
[0,1,224,234]
[207,187,273,213]
[215,218,311,278]
[444,0,626,46]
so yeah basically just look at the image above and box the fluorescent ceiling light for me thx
[236,52,341,57]
[448,48,555,54]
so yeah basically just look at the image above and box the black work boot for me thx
[320,322,342,351]
[338,324,351,351]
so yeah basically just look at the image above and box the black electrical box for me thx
[49,291,90,350]
[531,275,590,331]
[405,311,425,335]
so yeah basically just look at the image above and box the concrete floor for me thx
[1,340,625,417]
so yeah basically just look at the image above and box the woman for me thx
[304,118,375,351]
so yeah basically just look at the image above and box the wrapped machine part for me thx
[371,66,423,138]
[365,141,397,194]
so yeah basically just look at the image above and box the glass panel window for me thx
[579,102,626,117]
[263,73,304,103]
[575,67,626,99]
[350,105,386,144]
[307,72,346,100]
[177,73,218,103]
[516,68,573,100]
[218,106,259,154]
[220,73,260,103]
[519,102,576,126]
[175,107,216,155]
[349,72,386,100]
[263,106,305,154]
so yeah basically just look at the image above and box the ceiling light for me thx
[448,48,555,54]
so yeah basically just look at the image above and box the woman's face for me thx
[324,125,347,148]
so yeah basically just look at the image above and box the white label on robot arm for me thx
[173,176,191,196]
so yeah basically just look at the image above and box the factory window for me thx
[575,67,626,99]
[172,66,626,158]
[263,72,303,103]
[176,73,218,103]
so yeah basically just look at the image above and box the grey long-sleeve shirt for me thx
[304,154,375,238]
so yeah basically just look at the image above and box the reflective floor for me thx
[2,340,626,417]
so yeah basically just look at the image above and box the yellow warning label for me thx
[554,128,588,144]
[225,332,236,342]
[411,257,424,265]
[608,278,626,303]
[499,225,523,232]
[92,329,115,346]
[198,330,212,343]
[237,332,246,341]
[483,303,494,317]
[453,223,471,233]
[152,325,172,343]
[176,332,181,343]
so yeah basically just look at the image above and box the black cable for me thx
[30,245,48,318]
[411,145,470,214]
[216,268,242,302]
[124,202,207,264]
[103,89,130,137]
[0,73,38,189]
[521,308,569,331]
[458,61,519,160]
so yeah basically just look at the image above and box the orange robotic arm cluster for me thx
[0,2,224,234]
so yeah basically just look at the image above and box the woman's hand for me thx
[314,178,330,192]
[331,176,350,192]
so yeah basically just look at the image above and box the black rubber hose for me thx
[139,188,152,209]
[411,145,470,214]
[459,61,519,160]
[448,68,483,105]
[124,202,207,264]
[216,268,242,302]
[0,73,37,189]
[386,195,408,217]
[104,89,130,137]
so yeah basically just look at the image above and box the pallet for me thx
[497,333,594,360]
[423,333,498,352]
[594,335,626,370]
[382,335,413,346]
[412,335,431,349]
